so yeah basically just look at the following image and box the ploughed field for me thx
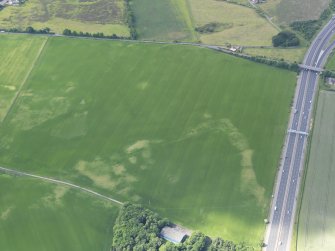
[0,34,295,247]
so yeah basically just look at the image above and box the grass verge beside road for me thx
[244,47,306,63]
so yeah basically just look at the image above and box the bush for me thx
[290,20,321,40]
[272,31,300,47]
[195,22,232,34]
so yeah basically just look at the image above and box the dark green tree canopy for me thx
[272,31,300,47]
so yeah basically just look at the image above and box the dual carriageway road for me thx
[264,17,335,251]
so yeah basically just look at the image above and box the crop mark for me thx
[1,206,13,220]
[178,118,265,205]
[42,186,69,207]
[1,38,48,124]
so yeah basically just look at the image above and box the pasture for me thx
[244,47,306,63]
[0,0,129,36]
[131,0,196,41]
[188,0,278,46]
[0,174,119,251]
[297,91,335,251]
[260,0,330,25]
[0,36,296,246]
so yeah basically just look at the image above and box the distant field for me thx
[0,34,46,121]
[131,0,196,41]
[0,174,119,251]
[244,47,306,63]
[260,0,330,25]
[0,36,295,246]
[0,0,129,36]
[188,0,278,46]
[297,91,335,251]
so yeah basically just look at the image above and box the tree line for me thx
[1,26,53,34]
[62,29,129,39]
[125,0,137,40]
[232,52,299,72]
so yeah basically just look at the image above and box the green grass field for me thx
[0,34,46,121]
[188,0,278,46]
[244,47,306,63]
[0,174,119,251]
[0,0,129,36]
[131,0,196,41]
[0,35,296,246]
[297,91,335,251]
[260,0,329,25]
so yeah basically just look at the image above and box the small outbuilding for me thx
[160,226,188,244]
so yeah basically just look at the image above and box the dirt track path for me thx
[0,166,124,205]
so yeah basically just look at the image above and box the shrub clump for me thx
[195,22,232,34]
[272,31,300,47]
[290,20,321,40]
[112,203,169,250]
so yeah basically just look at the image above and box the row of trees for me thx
[111,203,255,251]
[125,0,137,39]
[62,29,129,39]
[25,26,52,34]
[161,235,254,251]
[234,53,299,72]
[1,26,53,34]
